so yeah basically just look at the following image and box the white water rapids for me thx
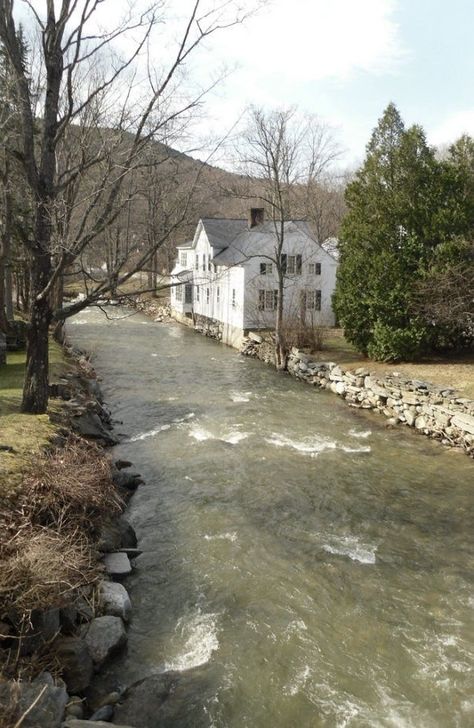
[68,307,474,728]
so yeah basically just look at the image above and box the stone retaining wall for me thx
[241,336,474,458]
[193,313,223,341]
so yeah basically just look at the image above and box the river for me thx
[68,307,474,728]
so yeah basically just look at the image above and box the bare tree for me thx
[0,28,28,331]
[411,243,474,339]
[0,0,258,413]
[236,106,340,369]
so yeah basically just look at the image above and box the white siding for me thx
[242,228,337,329]
[170,219,338,344]
[186,227,244,330]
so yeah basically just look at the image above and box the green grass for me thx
[0,341,69,495]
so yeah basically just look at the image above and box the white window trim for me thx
[306,289,322,311]
[258,289,278,311]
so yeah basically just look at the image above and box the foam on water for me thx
[265,432,372,457]
[129,423,171,442]
[284,665,311,696]
[340,445,371,454]
[131,413,194,442]
[284,619,308,640]
[163,610,220,671]
[204,531,238,542]
[222,431,249,445]
[230,391,252,403]
[189,423,249,445]
[189,427,214,442]
[323,536,377,564]
[265,433,337,456]
[348,428,372,439]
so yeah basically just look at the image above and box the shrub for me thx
[367,321,429,362]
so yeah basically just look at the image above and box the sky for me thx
[16,0,474,168]
[194,0,474,166]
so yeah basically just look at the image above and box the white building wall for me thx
[170,220,338,346]
[242,228,337,329]
[178,226,245,336]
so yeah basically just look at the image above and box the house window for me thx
[175,285,183,302]
[196,286,200,302]
[232,289,236,308]
[206,288,210,304]
[216,287,220,303]
[202,254,206,272]
[258,289,278,311]
[309,262,321,275]
[260,262,273,275]
[185,284,192,304]
[208,257,212,272]
[306,290,322,310]
[286,254,302,275]
[180,252,187,267]
[195,254,199,271]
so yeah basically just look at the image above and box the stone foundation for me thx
[170,310,245,348]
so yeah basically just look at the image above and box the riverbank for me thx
[132,297,474,459]
[0,342,142,727]
[64,304,474,727]
[242,335,474,458]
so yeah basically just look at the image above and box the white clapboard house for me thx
[170,208,338,347]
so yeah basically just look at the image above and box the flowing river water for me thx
[68,307,474,728]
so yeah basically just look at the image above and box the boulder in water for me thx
[82,616,127,667]
[113,666,220,728]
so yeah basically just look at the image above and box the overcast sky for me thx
[196,0,474,166]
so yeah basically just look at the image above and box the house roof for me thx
[200,218,248,250]
[211,219,323,266]
[176,217,338,265]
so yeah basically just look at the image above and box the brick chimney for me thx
[249,207,264,228]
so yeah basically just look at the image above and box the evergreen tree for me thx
[333,103,472,361]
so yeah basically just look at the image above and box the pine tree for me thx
[333,103,471,361]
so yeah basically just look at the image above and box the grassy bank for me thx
[0,341,121,686]
[321,330,474,400]
[0,342,72,495]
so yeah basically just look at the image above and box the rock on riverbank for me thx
[241,337,474,457]
[0,348,143,727]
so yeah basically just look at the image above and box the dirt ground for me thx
[321,331,474,399]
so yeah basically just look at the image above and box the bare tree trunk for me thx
[21,254,52,413]
[0,258,7,331]
[275,271,286,370]
[21,193,54,412]
[4,259,13,320]
[52,273,65,342]
[16,262,31,312]
[0,158,13,330]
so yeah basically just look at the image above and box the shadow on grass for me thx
[0,362,25,391]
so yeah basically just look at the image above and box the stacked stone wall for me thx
[241,335,474,458]
[193,314,223,342]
